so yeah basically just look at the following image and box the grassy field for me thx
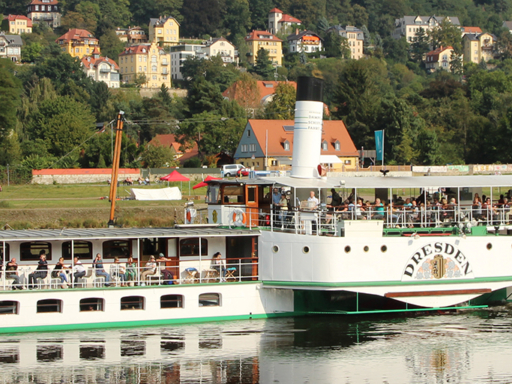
[0,183,207,229]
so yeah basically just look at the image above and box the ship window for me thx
[303,246,310,253]
[20,242,51,261]
[199,293,220,307]
[344,246,351,253]
[364,246,369,252]
[161,294,183,308]
[62,241,93,260]
[221,185,244,204]
[103,240,131,259]
[0,243,9,262]
[0,301,18,315]
[487,243,492,250]
[206,184,219,204]
[179,238,207,256]
[381,245,387,253]
[272,245,279,253]
[80,298,104,311]
[121,296,144,310]
[37,299,62,313]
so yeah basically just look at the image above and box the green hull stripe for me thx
[307,304,488,315]
[0,311,301,335]
[263,276,512,288]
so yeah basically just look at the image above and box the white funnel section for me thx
[291,77,324,179]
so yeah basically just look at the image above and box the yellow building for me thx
[463,32,497,64]
[245,30,283,66]
[55,29,99,59]
[118,42,171,89]
[149,16,180,47]
[2,15,32,34]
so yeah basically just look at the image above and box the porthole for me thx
[303,246,310,254]
[272,245,279,253]
[487,243,492,250]
[344,246,351,253]
[381,245,387,253]
[363,246,369,252]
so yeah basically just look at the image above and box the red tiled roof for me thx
[149,134,199,164]
[279,14,301,24]
[81,55,119,70]
[29,0,58,4]
[56,29,97,43]
[245,30,282,42]
[119,44,163,56]
[246,120,358,157]
[6,15,33,27]
[461,26,482,33]
[426,46,453,62]
[269,8,283,14]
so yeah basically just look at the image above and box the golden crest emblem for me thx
[212,210,218,223]
[431,254,447,279]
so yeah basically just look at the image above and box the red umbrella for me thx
[160,170,190,182]
[193,175,221,190]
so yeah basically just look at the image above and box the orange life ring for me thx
[232,209,246,226]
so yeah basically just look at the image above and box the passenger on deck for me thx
[6,258,21,290]
[52,257,70,288]
[372,198,385,220]
[483,198,498,224]
[93,253,111,287]
[211,252,226,278]
[156,253,175,284]
[28,251,48,289]
[279,193,288,224]
[141,255,157,285]
[111,256,127,286]
[72,256,86,288]
[125,256,137,285]
[307,191,319,209]
[330,189,342,208]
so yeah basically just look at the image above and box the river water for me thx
[2,307,512,383]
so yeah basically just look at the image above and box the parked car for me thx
[221,164,245,177]
[237,167,250,177]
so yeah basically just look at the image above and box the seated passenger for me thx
[125,256,137,285]
[110,256,127,286]
[28,251,48,289]
[141,255,157,285]
[372,198,385,220]
[72,256,86,288]
[52,257,70,289]
[6,258,21,290]
[93,253,111,287]
[211,252,226,278]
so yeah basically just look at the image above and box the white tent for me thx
[319,155,343,164]
[130,187,182,201]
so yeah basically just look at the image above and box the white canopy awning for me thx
[130,187,182,201]
[319,155,342,164]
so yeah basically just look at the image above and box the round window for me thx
[344,246,351,253]
[303,246,310,254]
[272,245,279,253]
[364,246,369,252]
[487,243,492,250]
[381,245,387,253]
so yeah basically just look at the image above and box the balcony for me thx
[100,67,111,73]
[161,61,168,65]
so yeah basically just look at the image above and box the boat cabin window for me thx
[103,240,131,259]
[161,294,183,308]
[140,238,166,258]
[247,186,257,203]
[121,296,144,310]
[260,186,271,204]
[37,299,62,313]
[179,238,207,256]
[80,298,104,312]
[0,301,18,315]
[199,293,221,307]
[206,184,219,203]
[20,242,51,261]
[221,185,244,204]
[62,241,93,260]
[0,243,9,263]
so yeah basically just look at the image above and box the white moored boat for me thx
[1,77,512,333]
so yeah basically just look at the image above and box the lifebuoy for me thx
[186,209,192,223]
[232,209,246,226]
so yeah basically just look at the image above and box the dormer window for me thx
[321,140,328,151]
[283,140,290,151]
[333,140,340,150]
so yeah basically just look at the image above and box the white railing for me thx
[0,259,259,291]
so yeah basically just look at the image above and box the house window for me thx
[37,299,62,313]
[241,144,248,152]
[247,130,251,137]
[321,141,328,150]
[199,293,221,307]
[249,144,256,152]
[344,160,351,165]
[179,238,208,256]
[80,298,104,311]
[161,295,183,308]
[121,296,144,310]
[271,160,279,166]
[334,141,340,150]
[0,301,18,315]
[284,142,290,151]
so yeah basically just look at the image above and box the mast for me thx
[108,111,125,227]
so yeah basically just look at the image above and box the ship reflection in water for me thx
[1,309,512,383]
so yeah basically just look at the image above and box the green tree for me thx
[21,42,44,63]
[99,29,125,60]
[28,96,95,158]
[224,0,251,39]
[130,0,183,26]
[0,59,22,138]
[141,143,177,168]
[180,0,226,37]
[410,27,429,64]
[250,48,274,79]
[133,73,148,88]
[249,0,273,30]
[264,83,296,119]
[428,19,463,54]
[324,31,343,58]
[187,77,224,116]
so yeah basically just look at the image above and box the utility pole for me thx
[108,111,125,227]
